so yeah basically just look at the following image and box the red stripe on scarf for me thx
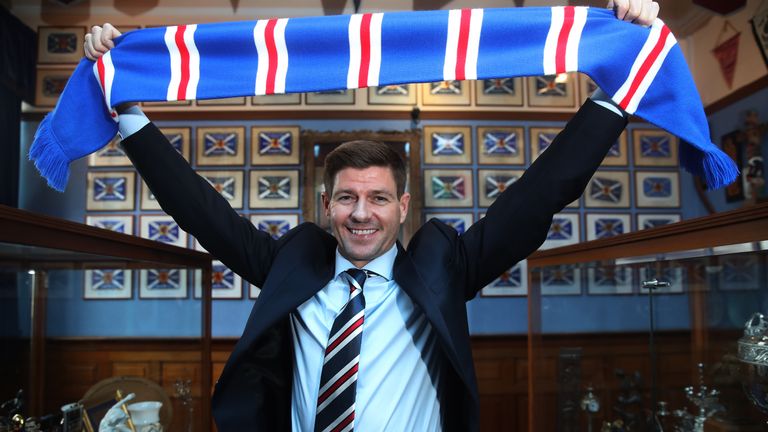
[555,6,575,74]
[620,25,671,110]
[175,26,190,100]
[358,13,373,89]
[455,9,472,80]
[265,19,278,95]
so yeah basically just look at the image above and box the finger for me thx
[101,23,122,49]
[624,0,641,22]
[90,25,108,55]
[629,0,646,23]
[611,0,629,21]
[83,33,96,60]
[645,2,660,25]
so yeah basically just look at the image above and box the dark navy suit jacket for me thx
[122,99,626,431]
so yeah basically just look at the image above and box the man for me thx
[85,1,659,430]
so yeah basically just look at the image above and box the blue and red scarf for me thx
[30,6,738,191]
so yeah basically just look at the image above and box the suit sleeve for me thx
[459,99,627,298]
[121,123,277,287]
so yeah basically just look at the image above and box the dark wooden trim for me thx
[705,74,768,115]
[527,201,768,267]
[30,269,47,417]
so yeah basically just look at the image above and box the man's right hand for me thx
[84,23,121,61]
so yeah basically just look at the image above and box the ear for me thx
[321,191,331,218]
[398,192,411,223]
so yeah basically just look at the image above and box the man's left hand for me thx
[608,0,660,27]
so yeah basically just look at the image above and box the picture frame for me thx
[579,73,599,100]
[751,2,768,67]
[584,171,630,208]
[718,255,760,291]
[632,129,679,167]
[477,126,525,165]
[587,266,634,295]
[88,136,130,167]
[249,214,299,239]
[35,67,74,107]
[367,84,417,105]
[424,213,474,235]
[637,213,681,230]
[37,26,86,64]
[249,169,300,209]
[196,126,246,166]
[421,81,470,106]
[602,132,629,167]
[481,260,527,297]
[540,265,582,296]
[529,127,562,162]
[85,215,134,235]
[196,97,247,106]
[194,261,242,299]
[527,74,576,108]
[199,170,245,209]
[477,169,524,208]
[305,89,355,105]
[423,126,472,165]
[540,213,580,250]
[86,171,136,211]
[139,269,188,299]
[84,269,132,300]
[475,78,524,106]
[140,180,162,211]
[139,215,188,248]
[585,213,631,241]
[251,126,301,165]
[423,169,474,208]
[635,171,681,208]
[252,93,301,105]
[159,127,191,162]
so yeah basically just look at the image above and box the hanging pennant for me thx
[712,21,740,88]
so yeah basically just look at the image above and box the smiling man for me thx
[84,1,659,430]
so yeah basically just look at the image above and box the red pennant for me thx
[712,32,740,88]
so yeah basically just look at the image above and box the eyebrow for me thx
[333,189,395,198]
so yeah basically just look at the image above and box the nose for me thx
[350,198,371,222]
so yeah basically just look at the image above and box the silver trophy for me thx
[737,312,768,419]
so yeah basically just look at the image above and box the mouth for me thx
[347,227,378,237]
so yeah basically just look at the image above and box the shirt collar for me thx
[334,243,397,281]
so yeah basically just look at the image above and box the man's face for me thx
[322,166,410,268]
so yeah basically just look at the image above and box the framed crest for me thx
[422,81,470,106]
[368,84,417,105]
[635,171,680,208]
[587,266,634,295]
[529,127,562,162]
[86,171,135,211]
[159,127,191,161]
[632,129,678,167]
[252,93,301,105]
[84,269,132,300]
[249,170,300,209]
[139,269,188,299]
[423,126,472,165]
[637,213,681,230]
[477,169,523,208]
[601,132,628,167]
[196,126,245,166]
[579,73,599,99]
[194,261,242,299]
[139,215,188,248]
[424,213,474,235]
[584,171,630,208]
[585,213,631,241]
[199,170,245,209]
[477,126,525,165]
[540,213,580,250]
[35,67,74,107]
[249,214,299,239]
[85,215,134,235]
[540,265,582,295]
[88,136,130,167]
[251,126,301,165]
[527,74,576,108]
[475,78,523,106]
[424,169,474,208]
[37,26,86,64]
[140,180,161,211]
[481,260,527,297]
[196,97,247,106]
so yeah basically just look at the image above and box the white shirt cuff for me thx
[590,88,627,119]
[117,105,151,139]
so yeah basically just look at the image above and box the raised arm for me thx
[85,24,278,286]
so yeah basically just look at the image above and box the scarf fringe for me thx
[679,140,739,190]
[29,114,70,192]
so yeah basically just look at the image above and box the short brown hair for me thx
[324,140,407,197]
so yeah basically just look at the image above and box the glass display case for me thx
[0,205,212,432]
[527,203,768,432]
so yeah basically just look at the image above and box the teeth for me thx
[351,229,375,235]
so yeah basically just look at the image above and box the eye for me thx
[337,195,354,203]
[373,195,390,204]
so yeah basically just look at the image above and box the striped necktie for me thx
[314,268,368,432]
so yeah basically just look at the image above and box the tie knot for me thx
[344,268,368,290]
